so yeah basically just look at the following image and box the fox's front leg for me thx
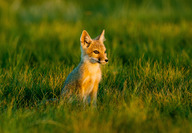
[80,86,88,104]
[80,78,93,105]
[90,81,99,106]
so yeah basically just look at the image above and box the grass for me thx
[0,0,192,132]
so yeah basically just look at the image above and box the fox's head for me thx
[80,30,108,65]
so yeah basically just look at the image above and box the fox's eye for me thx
[105,51,107,53]
[93,50,99,54]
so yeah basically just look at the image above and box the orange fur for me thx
[61,30,108,105]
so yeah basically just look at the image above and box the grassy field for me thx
[0,0,192,132]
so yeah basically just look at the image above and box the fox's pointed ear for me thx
[80,30,92,48]
[95,30,106,42]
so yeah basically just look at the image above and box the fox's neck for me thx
[81,57,100,66]
[80,56,100,71]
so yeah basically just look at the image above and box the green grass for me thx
[0,0,192,132]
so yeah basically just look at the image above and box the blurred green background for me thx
[1,0,192,67]
[0,0,192,132]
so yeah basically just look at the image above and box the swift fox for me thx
[61,30,108,105]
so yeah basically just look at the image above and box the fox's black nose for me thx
[105,59,108,62]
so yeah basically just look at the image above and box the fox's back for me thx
[61,65,80,95]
